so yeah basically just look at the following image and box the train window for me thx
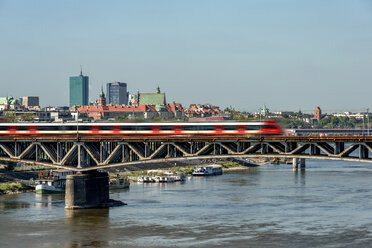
[160,126,173,131]
[38,126,59,131]
[100,126,113,130]
[223,125,237,130]
[246,125,260,130]
[262,125,275,129]
[183,126,198,131]
[17,126,29,131]
[0,126,7,130]
[199,125,215,131]
[136,126,152,131]
[60,126,77,131]
[38,126,76,131]
[120,126,135,130]
[77,126,91,131]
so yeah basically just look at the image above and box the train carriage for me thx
[0,121,283,136]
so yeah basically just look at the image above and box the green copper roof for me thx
[139,93,166,105]
[0,96,16,105]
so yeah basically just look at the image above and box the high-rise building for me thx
[22,96,39,108]
[106,82,128,105]
[69,69,89,107]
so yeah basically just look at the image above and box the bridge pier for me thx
[65,171,125,209]
[292,158,306,170]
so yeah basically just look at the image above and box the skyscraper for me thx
[106,82,128,105]
[22,96,39,108]
[69,69,89,107]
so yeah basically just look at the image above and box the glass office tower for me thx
[106,82,128,105]
[69,71,89,107]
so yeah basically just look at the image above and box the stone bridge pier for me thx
[65,171,124,209]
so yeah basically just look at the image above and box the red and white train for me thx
[0,121,283,136]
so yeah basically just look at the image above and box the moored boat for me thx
[192,164,223,176]
[35,170,74,194]
[35,180,65,194]
[109,177,130,189]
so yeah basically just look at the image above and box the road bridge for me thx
[1,135,372,171]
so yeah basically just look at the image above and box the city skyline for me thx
[1,0,372,112]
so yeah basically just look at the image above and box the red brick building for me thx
[74,104,184,121]
[314,106,322,121]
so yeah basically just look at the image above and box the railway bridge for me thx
[2,135,372,209]
[1,135,372,170]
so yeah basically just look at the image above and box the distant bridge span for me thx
[1,135,372,171]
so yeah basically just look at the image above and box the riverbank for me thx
[0,170,40,195]
[106,157,269,174]
[113,159,264,180]
[0,182,33,195]
[0,170,41,183]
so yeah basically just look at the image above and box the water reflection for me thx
[35,193,65,208]
[65,209,109,248]
[0,200,31,210]
[0,193,31,210]
[225,168,261,187]
[228,167,261,176]
[293,168,306,186]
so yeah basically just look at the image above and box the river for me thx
[1,160,372,247]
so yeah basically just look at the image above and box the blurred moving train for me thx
[0,121,283,136]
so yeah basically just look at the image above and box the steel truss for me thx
[1,136,372,171]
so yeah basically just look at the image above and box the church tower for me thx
[98,87,106,106]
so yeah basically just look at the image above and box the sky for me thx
[0,0,372,113]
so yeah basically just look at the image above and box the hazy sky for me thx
[1,0,372,113]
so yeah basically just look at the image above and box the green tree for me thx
[114,114,128,122]
[19,113,35,122]
[1,160,17,171]
[4,112,16,122]
[152,116,164,122]
[316,116,331,128]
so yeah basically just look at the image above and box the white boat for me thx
[35,170,74,194]
[138,176,153,183]
[158,176,175,183]
[192,164,223,176]
[153,176,161,183]
[144,176,153,183]
[137,171,186,183]
[35,180,64,194]
[109,177,130,189]
[173,172,186,182]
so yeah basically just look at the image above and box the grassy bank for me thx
[0,182,33,194]
[115,161,245,178]
[13,166,49,172]
[218,161,242,169]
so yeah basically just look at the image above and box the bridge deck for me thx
[1,135,372,171]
